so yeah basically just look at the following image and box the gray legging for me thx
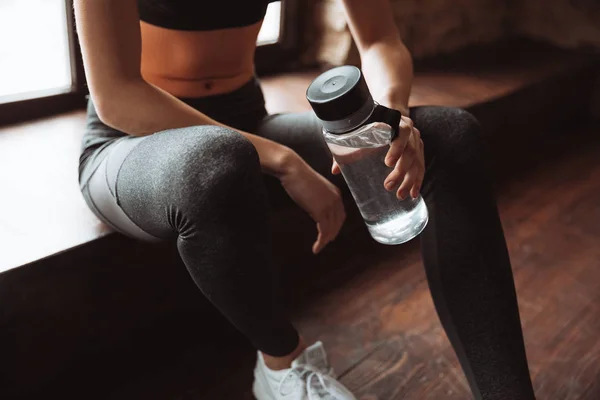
[78,78,536,399]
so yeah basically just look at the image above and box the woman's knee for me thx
[142,125,263,211]
[159,125,258,179]
[416,107,483,167]
[114,125,264,237]
[167,125,257,170]
[170,127,270,235]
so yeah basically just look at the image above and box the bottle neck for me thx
[321,95,375,134]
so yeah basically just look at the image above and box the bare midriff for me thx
[140,20,263,98]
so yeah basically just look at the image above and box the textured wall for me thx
[303,0,600,66]
[392,0,508,58]
[303,0,510,66]
[510,0,600,49]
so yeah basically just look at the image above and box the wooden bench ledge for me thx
[0,38,594,272]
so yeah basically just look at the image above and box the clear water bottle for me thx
[306,66,428,245]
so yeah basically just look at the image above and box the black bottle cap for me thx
[306,66,372,122]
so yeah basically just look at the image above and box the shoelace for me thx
[279,365,340,400]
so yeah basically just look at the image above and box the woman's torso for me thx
[140,22,261,97]
[138,0,275,97]
[80,0,275,183]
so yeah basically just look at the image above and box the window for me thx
[0,0,73,103]
[255,0,301,75]
[0,0,299,125]
[0,0,85,126]
[257,1,282,46]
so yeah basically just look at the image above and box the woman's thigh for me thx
[81,135,161,242]
[81,125,264,241]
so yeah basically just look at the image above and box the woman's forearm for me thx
[94,78,296,177]
[360,38,413,116]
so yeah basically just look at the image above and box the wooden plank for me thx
[340,336,469,399]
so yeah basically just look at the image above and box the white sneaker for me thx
[253,341,357,400]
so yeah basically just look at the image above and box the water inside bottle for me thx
[325,124,428,245]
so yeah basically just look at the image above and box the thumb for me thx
[331,160,341,175]
[313,223,325,254]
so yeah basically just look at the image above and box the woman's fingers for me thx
[410,160,425,199]
[325,211,337,242]
[331,159,341,175]
[313,212,334,254]
[385,127,418,190]
[410,134,425,198]
[384,124,425,199]
[326,201,345,244]
[313,222,326,254]
[332,203,346,240]
[396,163,420,200]
[313,201,345,254]
[385,117,413,167]
[385,148,415,191]
[410,176,424,199]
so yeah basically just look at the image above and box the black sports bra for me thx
[138,0,278,31]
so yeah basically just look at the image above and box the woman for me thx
[74,0,537,398]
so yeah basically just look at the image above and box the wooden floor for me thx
[105,124,600,400]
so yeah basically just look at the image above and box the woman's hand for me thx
[331,116,424,200]
[383,116,424,199]
[279,154,346,254]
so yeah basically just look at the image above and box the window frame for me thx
[0,0,301,127]
[255,0,302,76]
[0,0,87,126]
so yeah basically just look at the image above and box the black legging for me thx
[78,78,536,399]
